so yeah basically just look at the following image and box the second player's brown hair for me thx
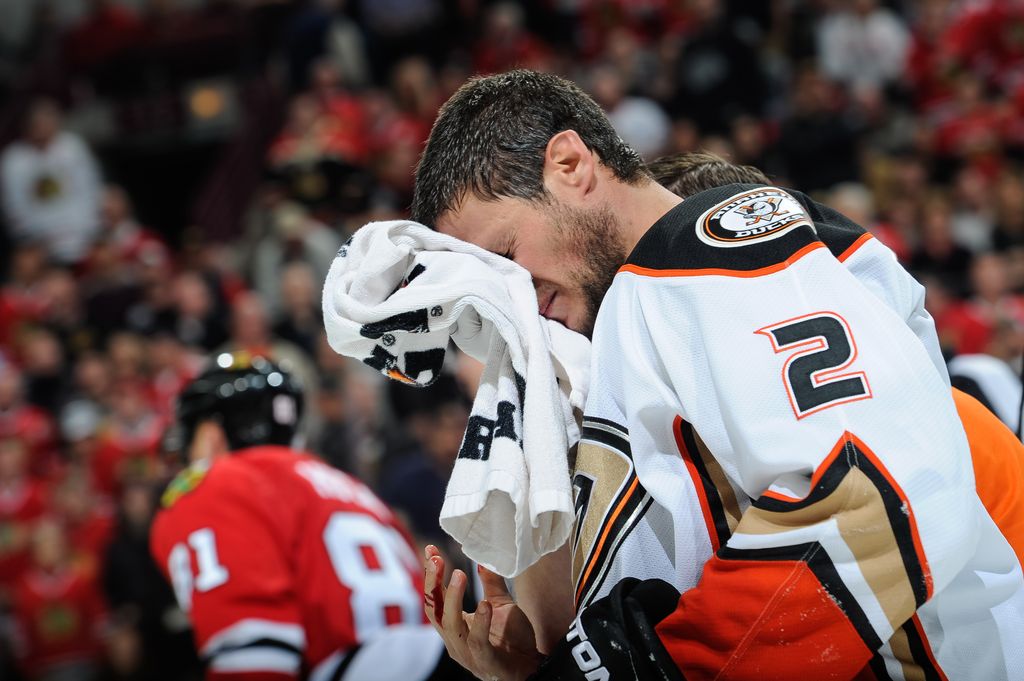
[646,152,770,199]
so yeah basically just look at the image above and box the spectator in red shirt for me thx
[922,274,992,356]
[473,2,551,75]
[51,471,114,582]
[63,0,143,74]
[269,93,368,172]
[942,0,1024,91]
[11,518,107,681]
[905,0,957,113]
[86,185,170,279]
[92,381,163,499]
[0,365,57,475]
[146,333,201,424]
[931,72,1004,164]
[310,60,371,165]
[0,243,50,349]
[967,251,1024,335]
[389,56,440,141]
[0,437,49,600]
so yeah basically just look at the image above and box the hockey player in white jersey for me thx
[412,71,1024,681]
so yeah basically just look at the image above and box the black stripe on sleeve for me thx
[752,437,929,609]
[676,419,733,549]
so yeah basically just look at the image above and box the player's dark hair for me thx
[647,152,770,199]
[411,69,649,227]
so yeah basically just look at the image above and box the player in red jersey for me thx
[150,352,471,681]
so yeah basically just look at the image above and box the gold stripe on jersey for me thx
[740,465,914,635]
[571,419,651,608]
[872,616,948,681]
[888,626,925,681]
[690,432,743,533]
[674,417,743,549]
[572,441,632,593]
[727,432,931,651]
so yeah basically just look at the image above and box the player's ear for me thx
[543,130,597,202]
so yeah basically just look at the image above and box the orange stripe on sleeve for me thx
[576,477,641,605]
[843,433,933,600]
[909,614,949,681]
[673,416,722,551]
[836,233,875,263]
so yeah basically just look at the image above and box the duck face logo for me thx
[697,188,813,247]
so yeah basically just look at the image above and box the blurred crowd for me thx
[0,0,1023,679]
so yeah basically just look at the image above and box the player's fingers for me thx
[468,600,493,658]
[477,564,512,602]
[424,554,445,625]
[424,545,446,578]
[442,569,470,639]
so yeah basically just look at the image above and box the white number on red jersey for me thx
[166,509,420,639]
[167,527,230,612]
[322,511,421,638]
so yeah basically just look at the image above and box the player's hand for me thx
[424,545,544,681]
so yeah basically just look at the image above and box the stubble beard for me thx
[550,202,628,339]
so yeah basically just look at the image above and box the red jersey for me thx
[0,404,58,476]
[0,479,49,588]
[150,447,428,681]
[65,504,115,580]
[11,566,107,676]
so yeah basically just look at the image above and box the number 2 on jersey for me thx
[755,311,872,419]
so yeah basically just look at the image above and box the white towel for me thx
[321,220,590,577]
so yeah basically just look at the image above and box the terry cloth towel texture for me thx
[321,220,590,577]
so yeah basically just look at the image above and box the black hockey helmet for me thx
[176,351,304,453]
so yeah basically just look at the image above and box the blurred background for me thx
[0,0,1022,679]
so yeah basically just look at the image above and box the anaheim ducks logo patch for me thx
[696,188,813,248]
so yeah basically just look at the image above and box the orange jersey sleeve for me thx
[953,387,1024,568]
